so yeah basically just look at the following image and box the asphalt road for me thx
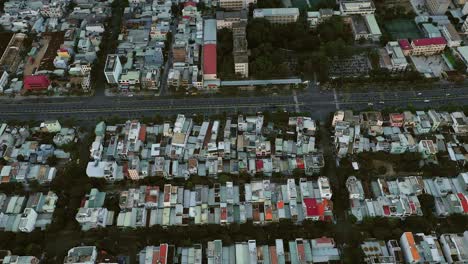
[1,84,468,122]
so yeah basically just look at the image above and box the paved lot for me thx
[411,55,449,78]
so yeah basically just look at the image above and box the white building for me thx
[439,232,468,263]
[441,24,461,47]
[339,0,376,15]
[104,54,122,84]
[18,208,38,233]
[382,41,408,72]
[400,232,447,263]
[64,246,98,264]
[0,71,9,92]
[253,8,300,24]
[40,120,61,133]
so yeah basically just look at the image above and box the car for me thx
[446,93,451,96]
[367,103,373,106]
[417,93,422,95]
[127,94,134,97]
[424,100,430,103]
[379,101,385,104]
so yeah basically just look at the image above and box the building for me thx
[441,24,462,47]
[422,23,442,38]
[218,0,255,10]
[232,22,249,78]
[64,246,98,264]
[400,232,421,263]
[40,120,61,133]
[346,176,365,200]
[410,37,447,56]
[306,9,334,28]
[253,8,300,24]
[216,10,248,29]
[204,19,217,45]
[339,0,376,15]
[0,33,26,73]
[18,208,38,233]
[119,71,141,90]
[172,42,187,63]
[462,17,468,32]
[2,255,40,264]
[350,14,382,41]
[23,75,51,92]
[40,4,63,18]
[138,244,172,264]
[203,44,217,80]
[380,41,408,72]
[104,54,122,84]
[426,0,450,15]
[361,240,396,263]
[439,232,468,263]
[400,232,447,263]
[0,71,9,92]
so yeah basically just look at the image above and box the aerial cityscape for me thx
[1,0,468,262]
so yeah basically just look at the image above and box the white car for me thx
[367,103,373,106]
[424,100,430,103]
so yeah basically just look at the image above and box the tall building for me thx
[426,0,450,15]
[253,8,300,24]
[104,54,122,84]
[232,22,249,78]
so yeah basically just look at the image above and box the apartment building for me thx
[104,54,122,84]
[253,8,300,24]
[426,0,450,15]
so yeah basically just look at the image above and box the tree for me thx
[418,194,435,216]
[46,155,58,166]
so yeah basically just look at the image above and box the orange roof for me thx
[277,201,284,209]
[405,232,420,261]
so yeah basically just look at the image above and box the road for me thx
[1,84,468,122]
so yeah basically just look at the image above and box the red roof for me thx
[296,158,304,169]
[184,1,196,7]
[139,125,146,141]
[23,75,50,91]
[156,244,167,264]
[256,160,263,171]
[412,37,447,47]
[203,44,217,75]
[398,39,411,50]
[221,206,227,220]
[383,205,390,216]
[457,193,468,213]
[303,198,325,217]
